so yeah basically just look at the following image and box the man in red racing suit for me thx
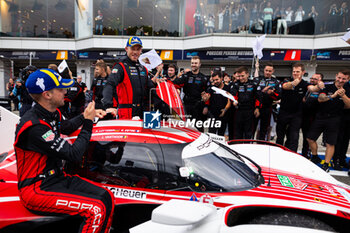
[102,36,159,119]
[14,68,114,233]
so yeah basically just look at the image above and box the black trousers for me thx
[301,111,316,157]
[227,107,236,140]
[234,109,254,139]
[256,107,273,141]
[276,110,302,152]
[334,113,350,162]
[208,115,228,136]
[185,102,205,131]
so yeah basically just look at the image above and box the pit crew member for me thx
[230,66,261,139]
[307,69,350,172]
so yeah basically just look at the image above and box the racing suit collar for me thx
[33,103,59,122]
[125,56,138,66]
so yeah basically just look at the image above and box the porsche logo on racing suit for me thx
[56,200,102,233]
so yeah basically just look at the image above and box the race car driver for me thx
[102,36,159,119]
[14,68,114,233]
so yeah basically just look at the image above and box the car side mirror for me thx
[179,167,190,177]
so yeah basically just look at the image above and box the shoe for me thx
[310,155,321,164]
[341,160,349,169]
[321,163,330,172]
[334,159,342,171]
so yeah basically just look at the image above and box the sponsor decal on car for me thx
[277,175,308,190]
[199,194,214,205]
[334,186,350,203]
[324,185,340,198]
[105,186,146,200]
[189,193,198,202]
[197,137,212,151]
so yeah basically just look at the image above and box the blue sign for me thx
[143,110,161,129]
[189,193,198,202]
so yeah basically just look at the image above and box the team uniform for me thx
[172,71,208,122]
[14,104,114,233]
[308,83,350,146]
[255,76,281,140]
[276,78,308,152]
[205,84,231,136]
[65,80,86,118]
[333,82,350,169]
[301,88,320,158]
[102,57,153,119]
[231,80,261,139]
[91,75,108,110]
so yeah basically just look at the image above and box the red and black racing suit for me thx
[14,103,114,233]
[102,57,152,119]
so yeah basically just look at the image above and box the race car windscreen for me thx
[183,145,257,192]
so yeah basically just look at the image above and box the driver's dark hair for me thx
[212,70,223,78]
[339,69,350,77]
[191,56,201,61]
[315,73,324,80]
[95,61,107,72]
[265,62,274,68]
[293,63,305,71]
[236,66,249,74]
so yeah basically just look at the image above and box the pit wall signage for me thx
[1,49,349,61]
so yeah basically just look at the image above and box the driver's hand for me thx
[106,108,118,117]
[84,101,96,121]
[95,109,107,118]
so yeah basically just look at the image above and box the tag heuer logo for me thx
[42,130,55,141]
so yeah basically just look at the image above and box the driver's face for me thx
[264,66,274,78]
[212,75,223,87]
[168,67,176,77]
[191,59,201,72]
[126,45,142,62]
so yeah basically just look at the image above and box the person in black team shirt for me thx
[91,61,108,109]
[203,70,231,136]
[307,70,350,172]
[173,56,208,128]
[77,75,87,92]
[18,65,37,116]
[65,76,86,118]
[255,63,281,141]
[301,73,324,159]
[276,63,320,152]
[333,75,350,170]
[230,66,261,139]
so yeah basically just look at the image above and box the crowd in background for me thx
[192,1,349,35]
